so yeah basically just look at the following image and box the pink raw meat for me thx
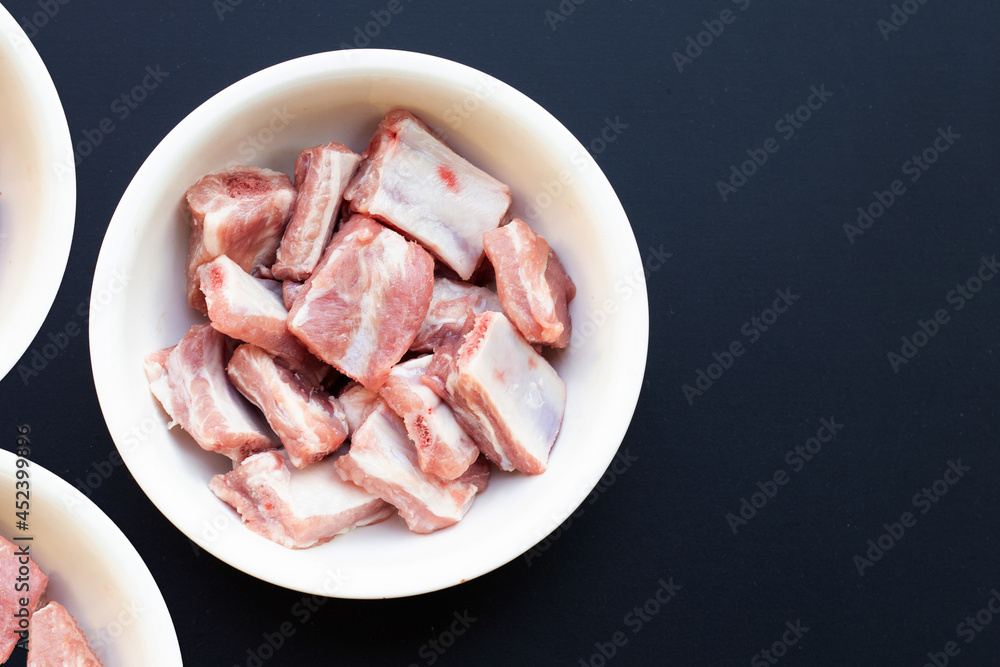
[227,344,348,469]
[483,219,575,348]
[438,311,566,474]
[380,356,479,480]
[287,214,434,391]
[457,454,491,494]
[185,166,296,313]
[338,382,381,436]
[344,110,511,280]
[27,602,102,667]
[410,277,503,353]
[334,403,481,534]
[143,324,278,461]
[272,142,362,281]
[282,281,304,311]
[0,535,48,662]
[210,450,393,549]
[420,337,461,402]
[199,255,328,384]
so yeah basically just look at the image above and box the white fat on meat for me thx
[380,356,479,480]
[272,142,362,281]
[334,403,481,534]
[27,602,103,667]
[443,311,566,475]
[143,323,278,461]
[344,110,511,280]
[337,382,381,436]
[199,254,327,384]
[209,450,393,549]
[185,166,296,313]
[227,344,348,469]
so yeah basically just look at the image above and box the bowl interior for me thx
[91,50,648,598]
[0,9,76,382]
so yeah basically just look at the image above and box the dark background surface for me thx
[2,0,999,665]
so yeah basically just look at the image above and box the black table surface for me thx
[3,1,999,665]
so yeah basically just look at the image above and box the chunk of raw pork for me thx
[334,403,481,534]
[272,142,362,281]
[420,337,460,402]
[143,323,278,461]
[27,602,103,667]
[199,254,327,383]
[482,219,575,348]
[410,277,502,353]
[439,311,565,475]
[338,382,381,436]
[282,281,304,310]
[287,214,434,391]
[0,534,48,661]
[210,450,393,549]
[185,166,296,313]
[344,110,511,280]
[380,356,479,480]
[457,454,491,494]
[227,344,348,469]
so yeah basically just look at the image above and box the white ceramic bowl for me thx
[90,50,648,599]
[0,448,181,665]
[0,6,76,382]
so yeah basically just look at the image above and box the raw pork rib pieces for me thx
[334,403,481,534]
[439,311,566,475]
[338,382,381,436]
[0,535,48,661]
[410,277,503,353]
[27,602,102,667]
[148,111,579,549]
[199,255,328,384]
[380,356,479,480]
[184,166,296,313]
[287,214,434,391]
[210,450,393,549]
[483,219,576,348]
[272,142,362,281]
[227,344,348,469]
[344,110,512,280]
[144,324,278,461]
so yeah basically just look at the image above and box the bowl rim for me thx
[0,6,77,383]
[90,48,650,598]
